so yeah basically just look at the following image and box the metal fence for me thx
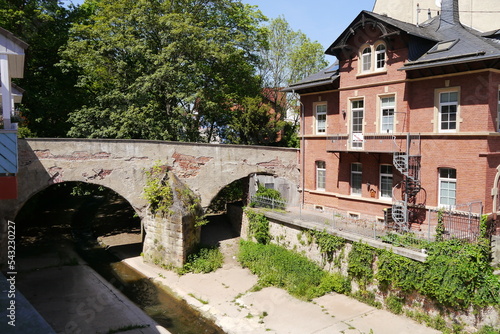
[250,195,287,211]
[427,201,484,242]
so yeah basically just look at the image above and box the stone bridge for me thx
[0,138,300,266]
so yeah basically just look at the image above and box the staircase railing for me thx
[391,134,421,232]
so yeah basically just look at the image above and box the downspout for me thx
[293,89,305,217]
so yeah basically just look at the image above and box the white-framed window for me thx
[351,163,362,196]
[376,44,386,69]
[380,165,393,199]
[361,47,372,72]
[351,99,364,149]
[359,42,386,73]
[380,96,395,133]
[315,103,327,134]
[316,161,326,191]
[439,168,456,208]
[439,91,458,132]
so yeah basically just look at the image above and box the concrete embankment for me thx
[104,233,440,334]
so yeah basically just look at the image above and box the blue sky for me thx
[64,0,376,63]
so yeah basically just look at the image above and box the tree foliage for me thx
[61,0,267,142]
[258,16,328,147]
[0,0,86,137]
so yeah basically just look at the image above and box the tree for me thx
[258,16,328,147]
[61,0,267,142]
[0,0,86,137]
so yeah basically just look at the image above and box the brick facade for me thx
[291,4,500,230]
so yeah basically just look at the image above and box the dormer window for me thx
[359,42,387,74]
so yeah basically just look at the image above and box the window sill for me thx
[306,189,393,205]
[356,70,387,78]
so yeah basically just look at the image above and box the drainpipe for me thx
[293,89,305,217]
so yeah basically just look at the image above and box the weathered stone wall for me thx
[241,209,500,331]
[141,171,201,267]
[0,138,299,267]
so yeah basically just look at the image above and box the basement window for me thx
[428,40,458,54]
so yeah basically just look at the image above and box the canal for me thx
[14,183,226,334]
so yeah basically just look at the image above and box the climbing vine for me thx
[143,162,173,216]
[435,208,445,242]
[305,229,345,263]
[347,242,376,289]
[245,208,270,244]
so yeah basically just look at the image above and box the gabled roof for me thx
[325,0,500,72]
[282,63,339,94]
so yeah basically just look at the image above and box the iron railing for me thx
[327,133,400,152]
[427,201,484,242]
[250,195,287,211]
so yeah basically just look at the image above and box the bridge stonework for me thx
[0,139,299,266]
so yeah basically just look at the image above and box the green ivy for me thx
[435,209,445,242]
[347,242,376,289]
[377,238,500,309]
[245,208,270,244]
[305,230,345,263]
[143,162,173,216]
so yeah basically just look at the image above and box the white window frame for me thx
[380,95,395,133]
[375,43,386,70]
[439,168,457,208]
[439,90,459,133]
[380,165,393,199]
[316,161,326,191]
[351,163,362,196]
[315,102,327,134]
[359,42,386,74]
[361,46,372,73]
[351,99,364,149]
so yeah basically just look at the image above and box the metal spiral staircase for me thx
[391,134,421,232]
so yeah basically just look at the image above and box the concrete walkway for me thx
[12,243,170,334]
[109,236,440,334]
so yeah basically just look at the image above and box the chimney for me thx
[438,0,461,30]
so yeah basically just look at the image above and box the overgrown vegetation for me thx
[347,242,376,290]
[143,163,173,216]
[239,240,350,300]
[178,247,224,275]
[304,229,345,263]
[246,208,271,244]
[240,209,500,332]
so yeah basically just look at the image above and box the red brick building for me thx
[285,0,500,234]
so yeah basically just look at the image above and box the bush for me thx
[316,272,351,295]
[178,247,224,274]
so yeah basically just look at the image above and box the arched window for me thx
[376,44,386,69]
[361,47,371,72]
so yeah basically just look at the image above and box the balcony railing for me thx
[0,130,18,174]
[327,133,406,153]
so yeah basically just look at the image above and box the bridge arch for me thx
[1,138,300,267]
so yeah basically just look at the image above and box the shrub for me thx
[316,272,351,295]
[178,247,224,274]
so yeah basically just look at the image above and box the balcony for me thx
[326,133,404,153]
[0,130,18,174]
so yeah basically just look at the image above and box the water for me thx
[77,244,225,334]
[15,185,226,334]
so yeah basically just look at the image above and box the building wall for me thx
[373,0,500,33]
[300,16,500,224]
